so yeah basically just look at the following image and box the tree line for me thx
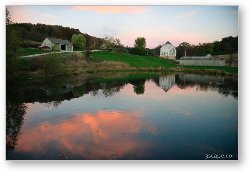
[127,36,238,58]
[174,36,238,59]
[11,23,104,49]
[10,22,238,58]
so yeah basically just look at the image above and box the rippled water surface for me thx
[6,73,238,160]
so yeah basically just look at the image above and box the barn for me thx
[41,37,73,51]
[160,41,176,60]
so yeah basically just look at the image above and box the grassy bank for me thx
[17,48,49,56]
[91,51,238,75]
[91,51,177,69]
[14,51,238,80]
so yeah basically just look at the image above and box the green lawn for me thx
[18,48,49,56]
[91,51,177,68]
[91,51,238,74]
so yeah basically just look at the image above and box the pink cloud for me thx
[117,27,210,48]
[7,6,32,23]
[71,6,146,14]
[151,32,211,48]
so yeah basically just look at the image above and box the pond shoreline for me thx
[14,67,237,82]
[13,52,237,81]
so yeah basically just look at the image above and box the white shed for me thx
[41,37,73,51]
[160,41,176,60]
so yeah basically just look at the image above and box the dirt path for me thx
[19,51,83,58]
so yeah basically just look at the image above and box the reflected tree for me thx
[6,101,27,152]
[175,74,238,98]
[130,79,146,95]
[46,100,62,108]
[133,84,145,95]
[102,85,125,97]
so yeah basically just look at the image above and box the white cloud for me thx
[175,10,198,20]
[37,12,61,19]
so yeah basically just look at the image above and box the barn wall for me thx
[41,38,54,49]
[177,60,225,66]
[160,44,176,59]
[213,54,238,67]
[66,45,73,51]
[161,55,176,60]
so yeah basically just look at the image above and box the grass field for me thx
[91,51,238,74]
[91,51,177,68]
[18,48,48,56]
[15,51,238,80]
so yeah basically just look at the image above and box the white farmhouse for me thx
[160,41,176,60]
[41,37,73,51]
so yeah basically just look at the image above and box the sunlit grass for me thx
[17,48,48,56]
[91,51,177,68]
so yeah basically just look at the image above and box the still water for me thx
[6,73,238,160]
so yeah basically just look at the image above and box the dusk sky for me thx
[7,5,238,48]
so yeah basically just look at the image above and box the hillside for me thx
[12,23,104,49]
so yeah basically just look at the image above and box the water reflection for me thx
[6,73,238,160]
[6,102,27,152]
[9,110,154,160]
[175,74,238,98]
[6,73,237,104]
[159,75,175,92]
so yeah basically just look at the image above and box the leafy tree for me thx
[102,35,122,50]
[128,37,147,56]
[175,36,238,58]
[6,8,21,81]
[153,45,162,56]
[176,42,192,59]
[71,34,86,51]
[134,37,146,49]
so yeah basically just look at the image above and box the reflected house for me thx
[159,75,175,92]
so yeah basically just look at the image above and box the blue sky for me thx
[7,5,238,48]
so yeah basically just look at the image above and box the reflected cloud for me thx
[15,110,153,159]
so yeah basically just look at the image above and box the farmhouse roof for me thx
[47,37,72,45]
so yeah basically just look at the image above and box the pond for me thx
[6,73,238,160]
